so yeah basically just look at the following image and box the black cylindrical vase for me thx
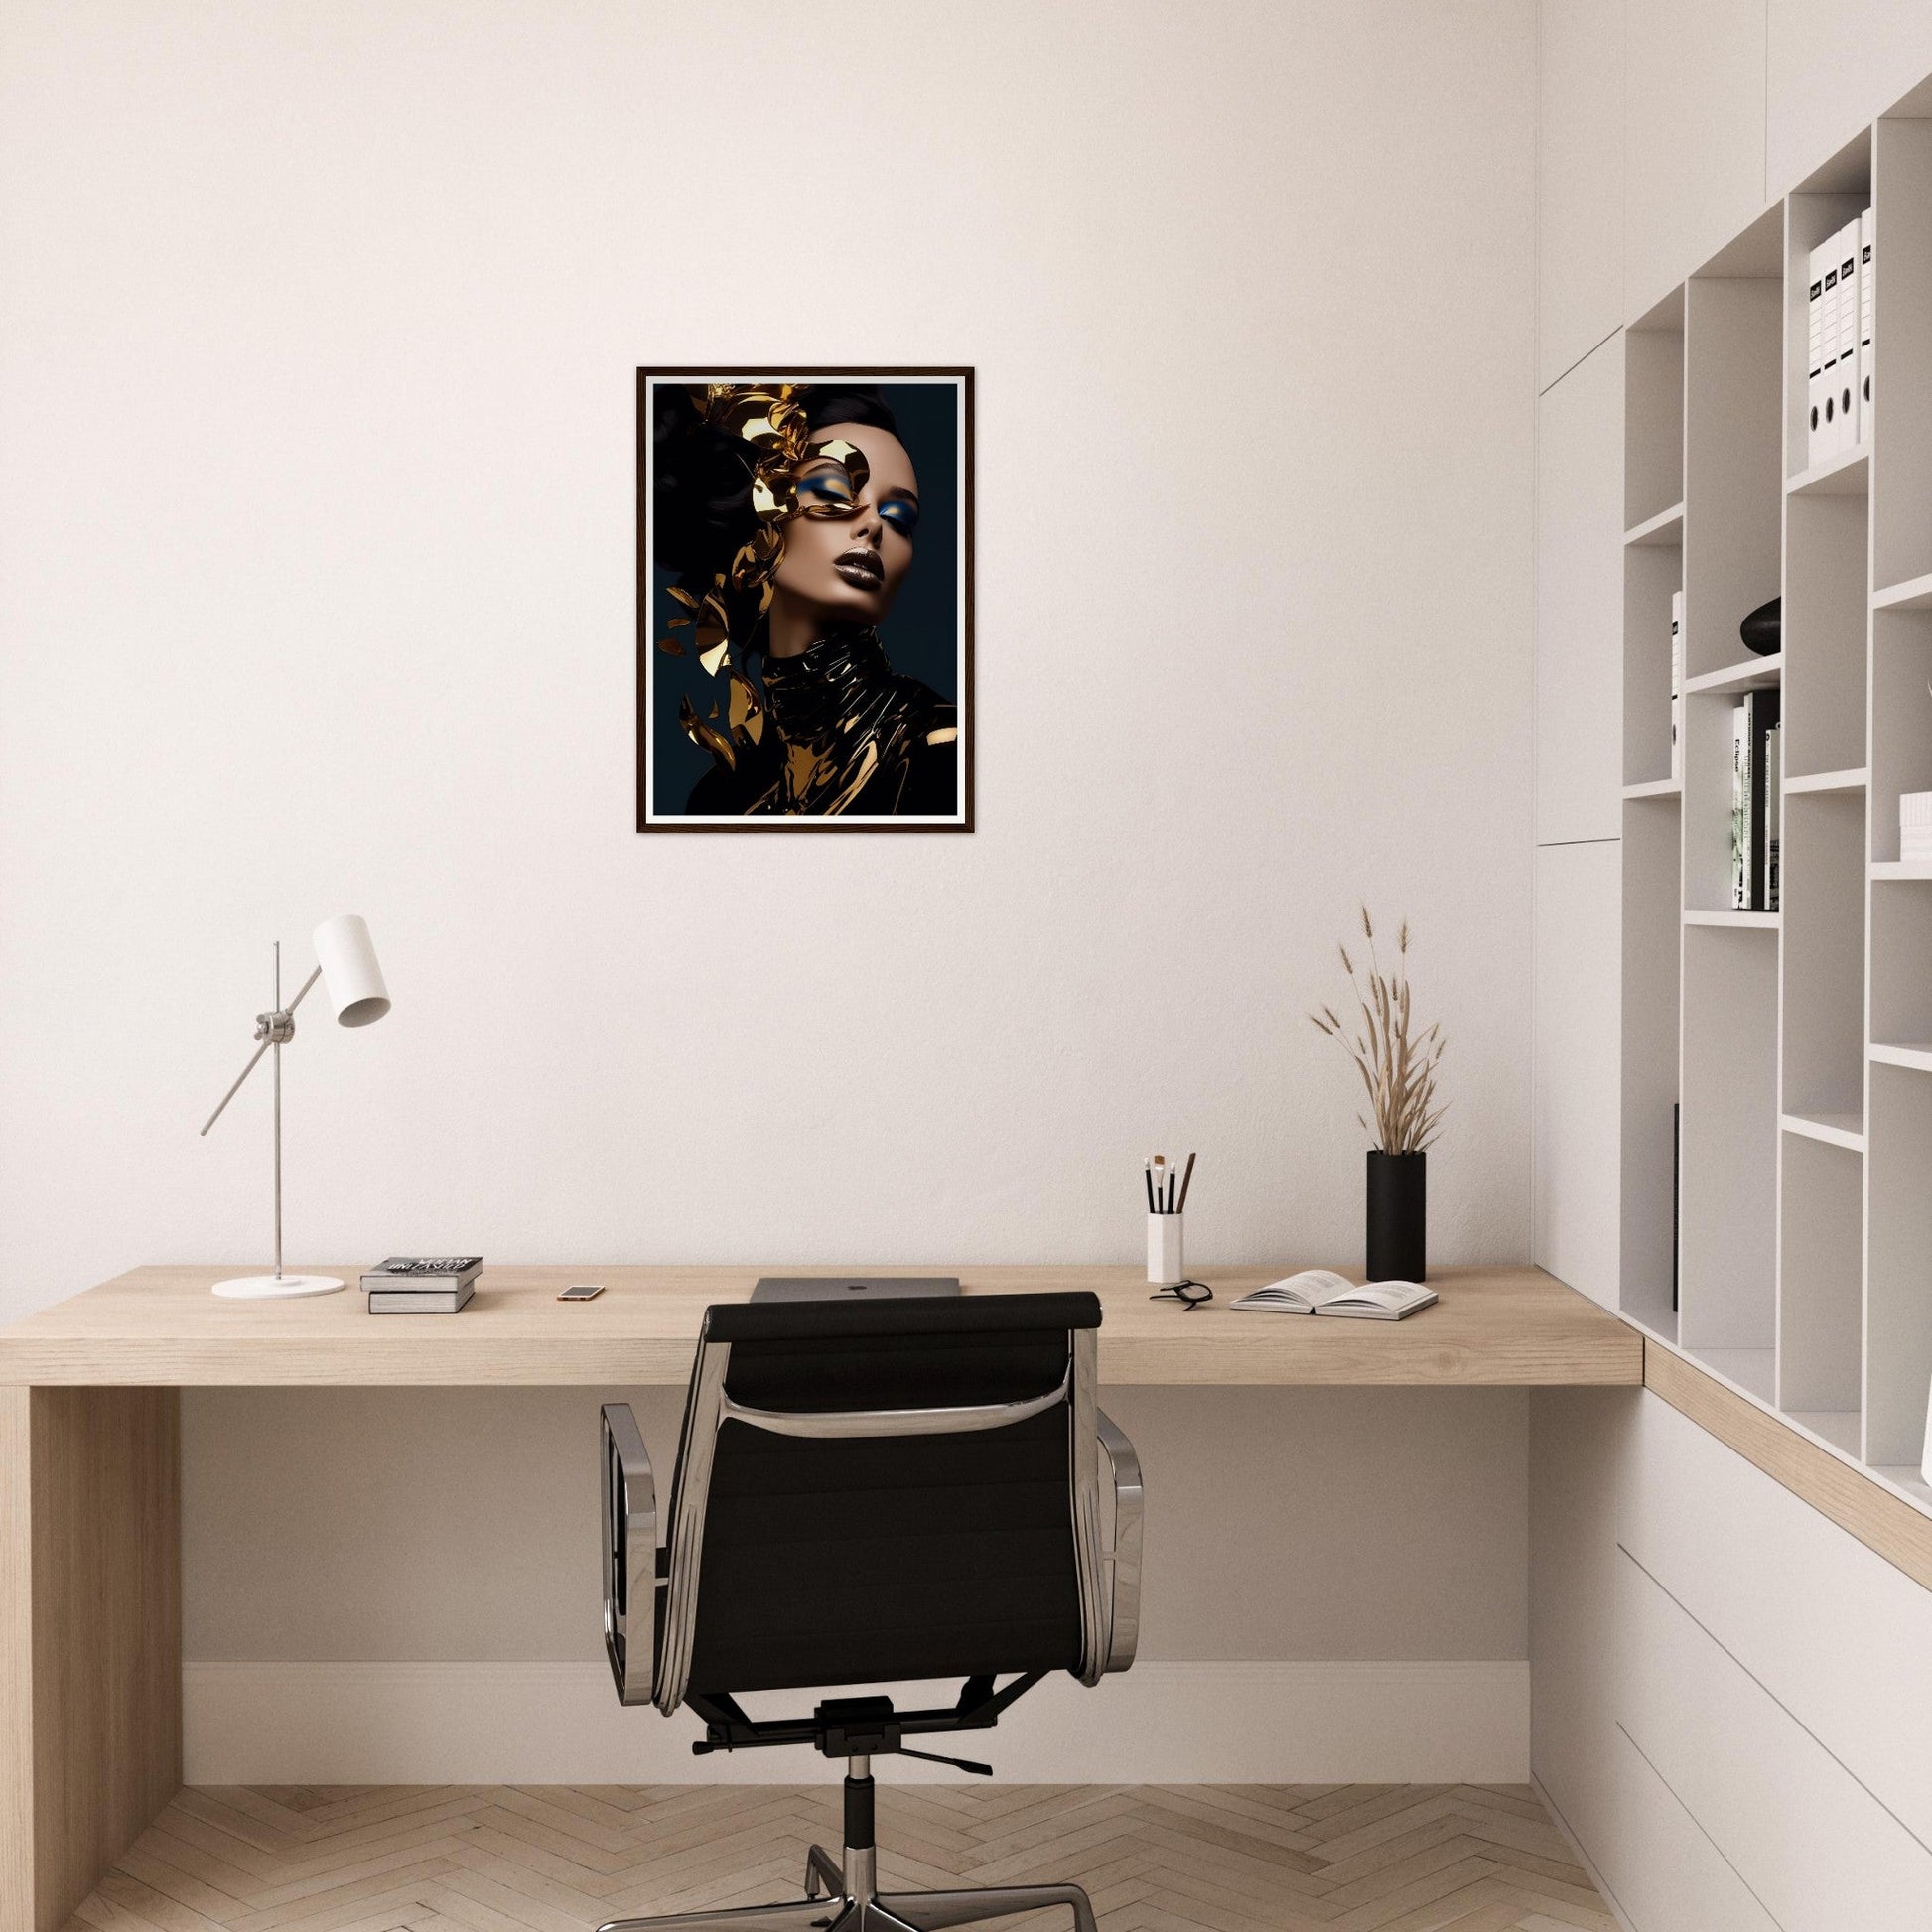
[1366,1150,1426,1282]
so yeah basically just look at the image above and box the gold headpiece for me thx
[657,383,874,772]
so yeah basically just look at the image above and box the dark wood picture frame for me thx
[636,366,975,833]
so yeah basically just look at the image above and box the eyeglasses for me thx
[1148,1279,1214,1311]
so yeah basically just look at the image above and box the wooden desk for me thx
[0,1262,1637,1388]
[0,1262,1634,1932]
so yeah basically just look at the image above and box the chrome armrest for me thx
[1095,1408,1143,1673]
[601,1403,658,1707]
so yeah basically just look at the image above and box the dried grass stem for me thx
[1310,906,1449,1153]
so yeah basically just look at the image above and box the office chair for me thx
[597,1291,1143,1932]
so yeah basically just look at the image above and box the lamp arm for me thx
[200,1039,272,1136]
[284,964,324,1015]
[198,965,323,1136]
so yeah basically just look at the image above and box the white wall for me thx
[0,1,1540,1767]
[0,0,1537,1311]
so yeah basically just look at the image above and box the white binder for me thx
[1859,207,1874,446]
[1806,239,1830,467]
[1820,230,1846,457]
[1834,219,1861,455]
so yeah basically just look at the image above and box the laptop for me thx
[750,1276,962,1303]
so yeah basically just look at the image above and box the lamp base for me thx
[210,1273,345,1300]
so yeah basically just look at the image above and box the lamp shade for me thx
[312,914,390,1028]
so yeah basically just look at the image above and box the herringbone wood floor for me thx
[67,1785,1615,1932]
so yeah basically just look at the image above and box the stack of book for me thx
[1729,691,1781,911]
[361,1256,483,1313]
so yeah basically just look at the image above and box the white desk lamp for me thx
[200,913,390,1299]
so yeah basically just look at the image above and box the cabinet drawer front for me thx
[1621,1389,1932,1846]
[1616,1548,1932,1929]
[1601,1724,1778,1932]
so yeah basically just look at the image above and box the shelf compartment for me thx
[1781,1110,1866,1152]
[1623,540,1683,787]
[1870,867,1932,1046]
[1866,1062,1932,1468]
[1869,609,1932,861]
[1684,653,1782,696]
[1684,272,1781,682]
[1682,673,1781,918]
[1781,790,1866,1122]
[1625,291,1685,531]
[1624,501,1685,547]
[1785,447,1869,496]
[1872,860,1932,879]
[1678,924,1779,1360]
[1783,492,1869,777]
[1621,791,1683,1341]
[1777,1134,1863,1421]
[1623,776,1683,800]
[1786,766,1866,794]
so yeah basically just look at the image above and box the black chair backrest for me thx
[664,1292,1102,1699]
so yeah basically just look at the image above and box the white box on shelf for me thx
[1900,793,1932,856]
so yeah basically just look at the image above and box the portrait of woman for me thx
[637,369,972,830]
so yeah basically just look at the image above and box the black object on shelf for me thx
[1740,595,1781,656]
[1366,1149,1426,1283]
[1672,1102,1681,1314]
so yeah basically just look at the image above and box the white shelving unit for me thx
[1620,107,1932,1518]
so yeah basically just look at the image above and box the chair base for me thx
[596,1844,1097,1932]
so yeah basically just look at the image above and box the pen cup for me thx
[1147,1212,1185,1287]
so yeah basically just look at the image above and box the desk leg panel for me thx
[0,1387,182,1932]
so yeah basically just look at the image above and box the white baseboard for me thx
[183,1659,1528,1785]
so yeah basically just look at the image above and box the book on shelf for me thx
[1670,590,1683,781]
[1765,721,1781,911]
[1730,703,1749,907]
[1728,689,1781,911]
[368,1281,475,1314]
[1230,1270,1437,1320]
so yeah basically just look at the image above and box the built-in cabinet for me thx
[1614,102,1932,1515]
[1533,27,1932,1931]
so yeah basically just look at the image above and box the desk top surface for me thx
[0,1263,1640,1387]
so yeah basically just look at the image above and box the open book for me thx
[1230,1270,1438,1320]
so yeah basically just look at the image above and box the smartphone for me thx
[558,1283,605,1302]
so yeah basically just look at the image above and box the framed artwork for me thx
[636,368,973,831]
